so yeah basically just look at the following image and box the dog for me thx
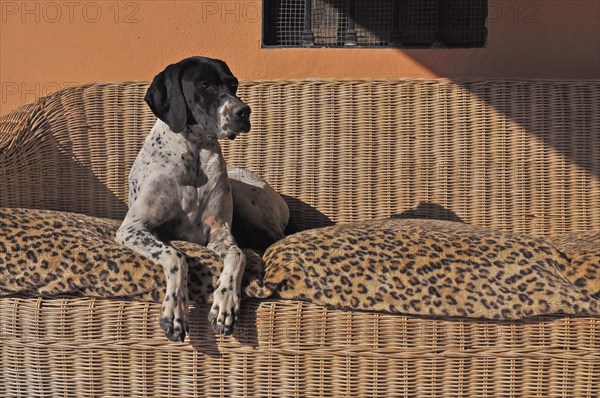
[116,56,257,342]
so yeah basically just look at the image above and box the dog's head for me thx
[144,56,251,140]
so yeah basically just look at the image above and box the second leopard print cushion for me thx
[259,219,599,319]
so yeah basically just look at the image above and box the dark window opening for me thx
[263,0,488,48]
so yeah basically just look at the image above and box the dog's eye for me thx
[228,81,238,92]
[197,82,210,90]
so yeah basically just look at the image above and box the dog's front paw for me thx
[208,277,240,335]
[160,291,189,342]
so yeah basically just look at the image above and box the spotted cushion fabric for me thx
[1,208,599,320]
[0,208,263,304]
[546,231,600,299]
[259,219,599,319]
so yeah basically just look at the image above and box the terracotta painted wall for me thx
[0,0,598,115]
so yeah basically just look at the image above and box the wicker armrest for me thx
[0,82,153,219]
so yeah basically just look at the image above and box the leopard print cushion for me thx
[2,208,598,320]
[546,231,600,299]
[259,219,599,319]
[0,208,263,303]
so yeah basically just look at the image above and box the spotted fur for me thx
[117,56,253,341]
[259,219,599,319]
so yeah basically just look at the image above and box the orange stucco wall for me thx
[1,0,598,115]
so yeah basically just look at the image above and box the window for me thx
[263,0,488,48]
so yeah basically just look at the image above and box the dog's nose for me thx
[234,104,251,119]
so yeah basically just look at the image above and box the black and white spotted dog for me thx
[116,56,288,342]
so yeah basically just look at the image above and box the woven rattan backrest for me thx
[0,79,598,235]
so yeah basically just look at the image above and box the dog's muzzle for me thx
[227,104,251,139]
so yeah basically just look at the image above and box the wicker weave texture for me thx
[1,298,598,398]
[0,80,599,397]
[0,80,598,236]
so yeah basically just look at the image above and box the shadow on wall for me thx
[282,194,335,234]
[315,0,599,180]
[392,202,464,223]
[282,200,465,236]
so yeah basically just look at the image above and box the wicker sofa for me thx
[0,79,598,397]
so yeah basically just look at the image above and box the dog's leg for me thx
[207,222,246,335]
[116,215,189,342]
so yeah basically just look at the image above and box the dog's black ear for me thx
[144,63,188,133]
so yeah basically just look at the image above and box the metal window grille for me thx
[263,0,488,48]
